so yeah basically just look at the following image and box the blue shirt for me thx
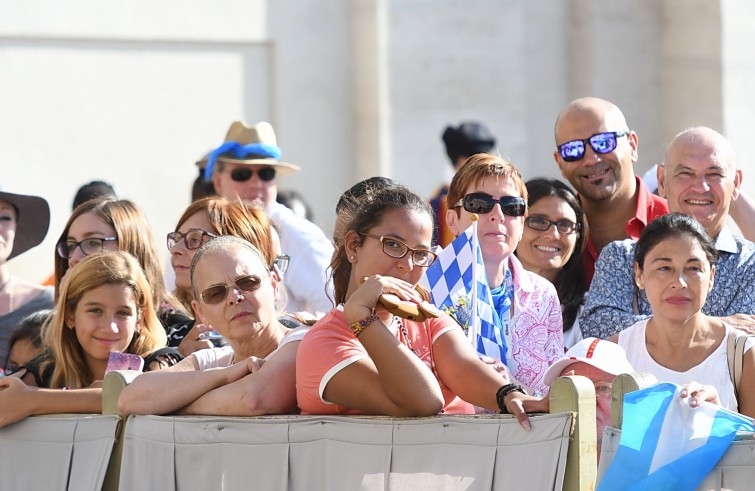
[580,226,755,339]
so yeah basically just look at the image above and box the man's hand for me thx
[717,314,755,335]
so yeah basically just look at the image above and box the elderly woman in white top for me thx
[611,213,754,416]
[118,235,308,416]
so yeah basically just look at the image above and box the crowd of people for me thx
[1,98,753,456]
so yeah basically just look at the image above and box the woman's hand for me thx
[0,377,37,427]
[343,275,422,325]
[503,391,550,431]
[177,323,214,357]
[680,382,721,408]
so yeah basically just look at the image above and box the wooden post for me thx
[550,375,598,491]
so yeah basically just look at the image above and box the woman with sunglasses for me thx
[166,197,292,355]
[55,198,187,347]
[296,185,544,426]
[118,235,307,417]
[445,155,564,396]
[0,251,170,427]
[516,178,588,349]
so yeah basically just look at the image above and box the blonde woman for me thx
[0,251,170,427]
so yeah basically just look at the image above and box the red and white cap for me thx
[542,337,634,386]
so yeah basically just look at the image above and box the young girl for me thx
[0,251,169,427]
[54,198,190,346]
[296,185,544,424]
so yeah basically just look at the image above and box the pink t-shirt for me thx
[296,308,475,415]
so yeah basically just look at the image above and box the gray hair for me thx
[190,235,269,301]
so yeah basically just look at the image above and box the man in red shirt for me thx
[552,97,668,286]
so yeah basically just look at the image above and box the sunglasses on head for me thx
[557,131,629,162]
[200,273,269,305]
[229,167,276,182]
[453,193,527,216]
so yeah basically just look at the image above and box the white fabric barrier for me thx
[0,414,120,490]
[120,413,573,490]
[598,425,755,490]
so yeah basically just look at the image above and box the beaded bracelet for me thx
[496,383,526,414]
[350,312,379,337]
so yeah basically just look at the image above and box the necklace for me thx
[394,317,419,356]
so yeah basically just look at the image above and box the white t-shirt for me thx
[617,319,754,411]
[192,325,310,370]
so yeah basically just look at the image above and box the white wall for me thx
[4,0,754,283]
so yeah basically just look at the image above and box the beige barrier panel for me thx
[0,414,120,490]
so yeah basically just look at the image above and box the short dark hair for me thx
[335,177,398,215]
[72,180,116,211]
[442,121,497,165]
[634,213,718,271]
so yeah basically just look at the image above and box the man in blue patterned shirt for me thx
[581,127,755,338]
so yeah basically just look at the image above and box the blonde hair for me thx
[42,251,167,388]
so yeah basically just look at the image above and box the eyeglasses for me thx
[200,273,269,305]
[557,131,629,162]
[594,381,613,400]
[453,193,527,216]
[167,229,217,250]
[272,254,290,275]
[361,233,437,267]
[525,216,581,235]
[56,237,118,259]
[229,167,276,182]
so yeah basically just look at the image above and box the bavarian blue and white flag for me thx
[421,221,507,363]
[598,382,755,490]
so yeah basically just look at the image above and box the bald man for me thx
[581,127,755,338]
[553,98,668,285]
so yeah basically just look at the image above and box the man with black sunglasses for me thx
[553,97,668,286]
[204,121,334,316]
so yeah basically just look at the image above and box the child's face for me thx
[7,338,43,372]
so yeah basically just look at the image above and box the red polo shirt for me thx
[582,176,668,286]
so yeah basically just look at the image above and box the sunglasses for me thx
[453,193,527,216]
[200,273,269,305]
[361,233,437,267]
[525,216,580,235]
[167,229,217,250]
[56,237,117,259]
[229,167,276,182]
[272,254,290,275]
[557,131,628,162]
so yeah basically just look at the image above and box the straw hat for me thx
[0,190,51,260]
[202,121,301,179]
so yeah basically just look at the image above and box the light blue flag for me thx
[598,382,755,490]
[421,221,507,363]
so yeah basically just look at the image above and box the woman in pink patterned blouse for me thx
[446,154,564,395]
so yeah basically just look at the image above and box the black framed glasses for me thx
[525,216,581,235]
[200,273,270,305]
[167,229,217,250]
[361,233,437,267]
[557,131,629,162]
[229,167,276,182]
[453,193,527,216]
[56,237,117,259]
[272,254,290,275]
